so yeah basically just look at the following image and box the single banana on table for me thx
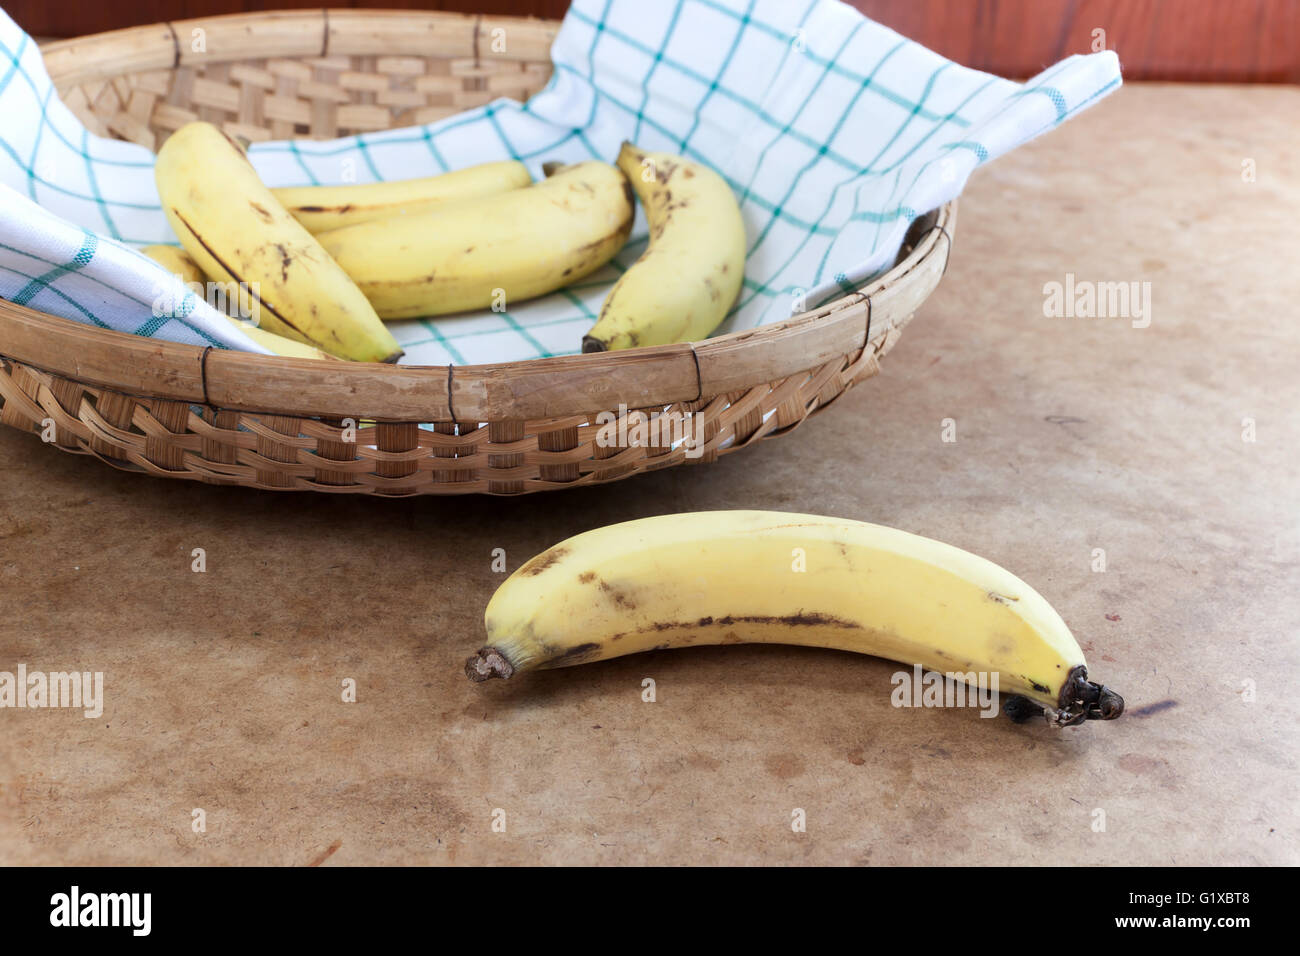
[317,161,634,319]
[154,121,402,363]
[582,142,746,352]
[139,245,337,360]
[271,160,532,234]
[465,511,1124,728]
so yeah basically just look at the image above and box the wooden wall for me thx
[11,0,1299,83]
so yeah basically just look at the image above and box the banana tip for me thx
[380,350,405,365]
[1004,666,1125,727]
[465,647,514,682]
[581,335,607,354]
[1097,686,1124,719]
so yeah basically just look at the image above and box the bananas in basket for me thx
[150,121,747,362]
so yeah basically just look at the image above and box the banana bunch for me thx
[583,142,746,352]
[154,122,402,362]
[316,161,635,319]
[152,125,748,359]
[465,511,1124,728]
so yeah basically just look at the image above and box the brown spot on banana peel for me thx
[597,579,636,609]
[275,242,292,283]
[623,611,858,635]
[217,129,255,164]
[719,611,858,628]
[293,203,355,214]
[516,546,568,576]
[648,158,678,184]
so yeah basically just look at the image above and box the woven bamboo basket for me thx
[0,9,956,496]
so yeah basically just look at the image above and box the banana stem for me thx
[465,647,515,682]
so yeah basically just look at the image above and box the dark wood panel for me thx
[855,0,1298,83]
[11,0,1300,83]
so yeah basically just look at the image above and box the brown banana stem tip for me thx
[381,350,404,365]
[465,647,514,682]
[581,335,607,353]
[541,160,566,177]
[1003,664,1124,727]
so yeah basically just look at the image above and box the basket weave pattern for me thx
[56,16,557,149]
[0,10,954,496]
[0,322,904,494]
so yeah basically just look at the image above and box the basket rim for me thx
[6,9,956,423]
[39,9,560,86]
[0,206,954,421]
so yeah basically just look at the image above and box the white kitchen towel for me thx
[0,183,269,352]
[0,0,1121,366]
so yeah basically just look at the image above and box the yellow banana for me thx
[271,160,532,234]
[139,244,336,360]
[582,142,746,352]
[224,319,339,360]
[316,161,634,319]
[140,243,204,284]
[465,511,1124,727]
[154,121,402,363]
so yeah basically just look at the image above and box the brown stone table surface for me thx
[1,84,1297,866]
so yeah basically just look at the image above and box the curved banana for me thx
[140,244,336,360]
[271,160,532,234]
[465,511,1124,727]
[154,122,402,363]
[582,142,746,352]
[316,161,634,319]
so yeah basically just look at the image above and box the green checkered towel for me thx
[0,0,1121,365]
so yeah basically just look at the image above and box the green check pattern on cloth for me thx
[0,0,1121,365]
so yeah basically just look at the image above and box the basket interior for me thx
[45,11,558,149]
